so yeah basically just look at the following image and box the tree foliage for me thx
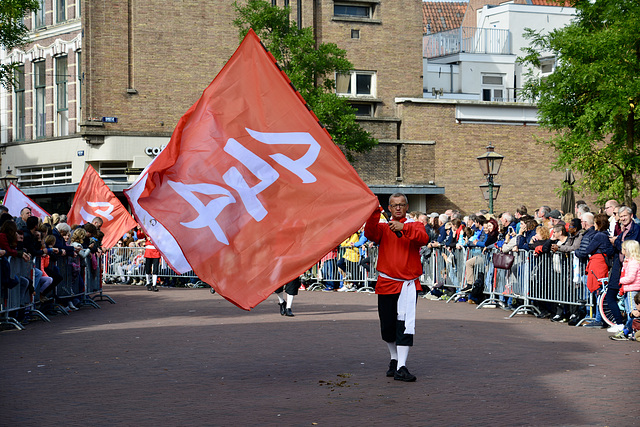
[519,0,640,205]
[233,0,377,157]
[0,0,39,89]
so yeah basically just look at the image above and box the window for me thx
[34,0,45,28]
[14,65,25,141]
[334,4,372,19]
[351,103,374,117]
[99,162,129,182]
[336,71,376,98]
[34,61,46,138]
[56,0,65,23]
[56,56,68,136]
[539,57,556,75]
[351,29,360,39]
[481,73,505,102]
[19,163,72,188]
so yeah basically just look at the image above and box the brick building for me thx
[0,1,598,216]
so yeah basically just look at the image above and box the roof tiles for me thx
[422,2,468,34]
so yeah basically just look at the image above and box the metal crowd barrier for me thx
[1,252,114,330]
[84,253,114,305]
[306,245,378,292]
[102,247,200,287]
[1,256,50,330]
[420,246,591,317]
[1,257,29,330]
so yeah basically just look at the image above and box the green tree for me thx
[233,0,377,157]
[0,0,40,88]
[519,0,640,205]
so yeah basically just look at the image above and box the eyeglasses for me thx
[389,204,407,209]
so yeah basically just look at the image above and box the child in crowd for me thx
[610,292,640,341]
[610,240,640,341]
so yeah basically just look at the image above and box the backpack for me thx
[469,271,485,303]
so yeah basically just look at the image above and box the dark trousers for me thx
[42,265,63,296]
[378,293,414,346]
[274,278,302,296]
[605,286,625,324]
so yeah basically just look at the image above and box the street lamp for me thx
[0,167,19,191]
[476,143,504,214]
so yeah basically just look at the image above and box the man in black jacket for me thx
[606,206,640,331]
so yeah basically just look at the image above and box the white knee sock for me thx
[286,294,294,309]
[152,274,157,287]
[146,274,151,285]
[387,342,398,360]
[397,345,410,368]
[276,293,285,304]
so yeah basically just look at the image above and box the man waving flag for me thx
[125,29,379,310]
[68,166,138,249]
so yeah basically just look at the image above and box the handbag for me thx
[492,252,515,270]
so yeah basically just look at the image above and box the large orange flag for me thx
[125,30,379,309]
[68,166,138,249]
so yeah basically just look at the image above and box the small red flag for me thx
[68,166,138,249]
[125,30,378,309]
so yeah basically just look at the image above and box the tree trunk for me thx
[624,109,636,206]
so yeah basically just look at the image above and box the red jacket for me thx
[364,210,429,294]
[0,233,21,257]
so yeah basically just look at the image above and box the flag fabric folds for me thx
[125,29,379,310]
[68,166,138,249]
[2,183,50,219]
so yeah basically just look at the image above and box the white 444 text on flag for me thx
[168,128,320,245]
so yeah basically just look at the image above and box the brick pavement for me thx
[1,285,638,426]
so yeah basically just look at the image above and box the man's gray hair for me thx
[619,206,633,216]
[582,212,595,226]
[576,204,590,214]
[388,193,408,205]
[439,214,449,224]
[56,222,71,235]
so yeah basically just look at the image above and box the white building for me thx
[423,2,576,104]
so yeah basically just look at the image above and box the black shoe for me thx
[284,308,294,317]
[279,302,286,316]
[536,311,551,319]
[146,285,153,291]
[394,366,416,382]
[568,314,580,326]
[386,359,398,377]
[550,314,564,322]
[152,286,159,292]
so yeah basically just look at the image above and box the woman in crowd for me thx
[0,219,32,307]
[576,213,614,328]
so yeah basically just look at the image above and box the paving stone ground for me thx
[1,284,638,426]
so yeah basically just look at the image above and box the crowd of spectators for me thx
[403,200,639,341]
[0,205,105,324]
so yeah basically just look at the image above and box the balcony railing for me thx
[424,27,511,58]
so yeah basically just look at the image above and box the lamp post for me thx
[476,143,504,214]
[0,167,19,193]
